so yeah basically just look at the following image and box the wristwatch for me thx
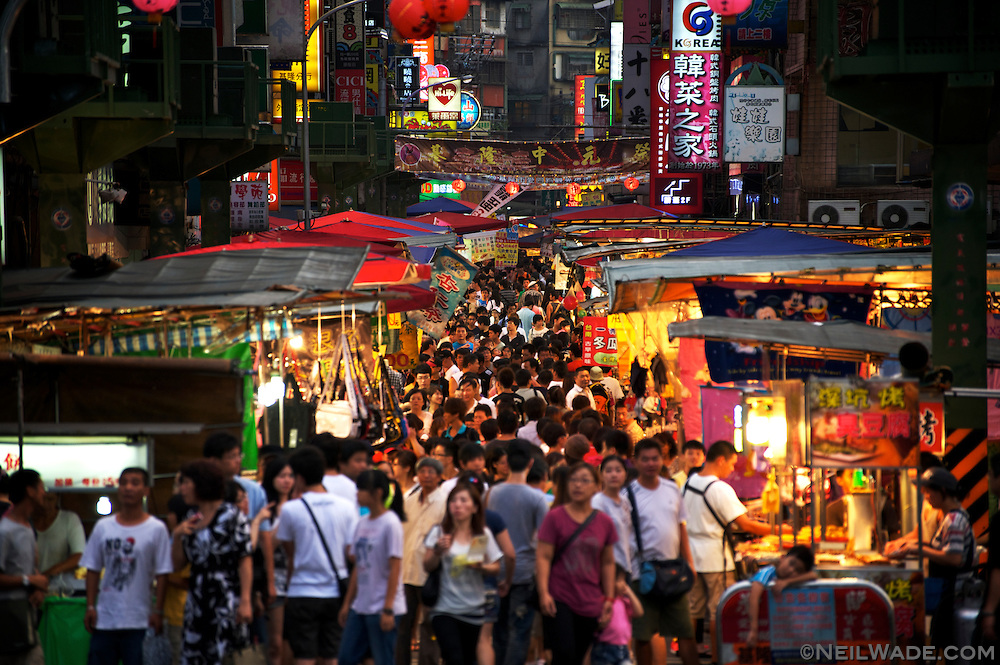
[381,608,394,616]
[22,574,30,588]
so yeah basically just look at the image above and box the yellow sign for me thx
[387,312,402,329]
[596,48,611,75]
[305,1,322,92]
[272,90,304,121]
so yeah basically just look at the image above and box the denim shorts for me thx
[591,641,632,665]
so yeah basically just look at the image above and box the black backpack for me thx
[494,391,526,424]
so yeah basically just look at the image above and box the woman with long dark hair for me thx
[337,470,407,665]
[171,459,253,665]
[536,462,617,665]
[422,484,502,665]
[260,457,294,665]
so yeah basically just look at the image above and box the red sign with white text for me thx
[651,53,670,177]
[278,159,318,205]
[575,75,589,140]
[651,173,703,215]
[918,400,944,454]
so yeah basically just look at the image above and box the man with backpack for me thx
[493,368,526,424]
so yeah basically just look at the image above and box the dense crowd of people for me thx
[1,261,998,665]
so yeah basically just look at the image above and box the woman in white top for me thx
[405,389,434,434]
[338,470,407,665]
[423,483,502,665]
[260,458,294,665]
[591,455,632,575]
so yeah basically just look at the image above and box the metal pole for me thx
[16,356,24,469]
[302,0,368,230]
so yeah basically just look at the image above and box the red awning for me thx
[412,211,510,233]
[552,203,675,223]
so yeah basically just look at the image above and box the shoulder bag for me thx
[682,478,747,582]
[300,497,349,598]
[625,482,695,599]
[420,525,443,607]
[527,509,599,608]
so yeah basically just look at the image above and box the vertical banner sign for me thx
[395,56,420,98]
[669,51,722,170]
[623,0,650,128]
[365,33,382,117]
[333,0,365,116]
[808,378,920,468]
[582,317,619,366]
[723,0,789,49]
[594,82,611,135]
[575,75,588,139]
[471,183,521,217]
[724,86,785,163]
[651,52,671,177]
[428,77,461,121]
[596,48,611,75]
[408,247,478,338]
[918,400,945,454]
[230,181,269,232]
[305,0,322,92]
[494,229,519,268]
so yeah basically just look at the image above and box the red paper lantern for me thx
[505,182,520,195]
[562,295,579,311]
[423,0,470,24]
[389,0,436,39]
[706,0,753,16]
[624,177,640,191]
[133,0,179,11]
[452,179,466,192]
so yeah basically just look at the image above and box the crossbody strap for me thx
[300,497,344,588]
[625,482,644,558]
[552,510,598,568]
[683,478,736,567]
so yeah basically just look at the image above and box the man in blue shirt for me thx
[746,545,818,648]
[203,432,267,519]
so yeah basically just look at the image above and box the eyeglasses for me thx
[569,476,595,486]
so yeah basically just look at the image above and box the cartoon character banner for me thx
[407,247,478,339]
[693,281,874,383]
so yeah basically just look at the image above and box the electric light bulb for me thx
[96,496,112,516]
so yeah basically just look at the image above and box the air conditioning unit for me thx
[808,200,861,225]
[876,200,930,230]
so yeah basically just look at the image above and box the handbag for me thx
[527,509,599,608]
[625,482,696,600]
[0,596,38,655]
[682,478,747,582]
[420,524,443,607]
[300,497,348,599]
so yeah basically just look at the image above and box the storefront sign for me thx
[1,438,149,491]
[494,229,518,268]
[582,317,619,366]
[809,378,920,468]
[672,0,722,51]
[918,400,944,453]
[724,86,785,162]
[230,181,269,232]
[419,63,448,102]
[694,282,874,383]
[717,580,895,665]
[819,568,925,650]
[651,54,671,177]
[669,50,722,171]
[406,247,478,338]
[428,77,461,121]
[395,56,420,97]
[393,111,456,132]
[465,231,496,263]
[651,173,704,214]
[334,0,364,70]
[278,159,318,205]
[722,0,789,49]
[395,138,650,187]
[622,0,650,128]
[334,69,366,115]
[304,0,323,92]
[575,75,596,140]
[458,91,482,131]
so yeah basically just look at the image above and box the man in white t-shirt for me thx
[682,440,776,662]
[318,437,371,512]
[82,468,172,665]
[625,440,698,665]
[565,367,596,409]
[460,374,497,418]
[278,446,359,665]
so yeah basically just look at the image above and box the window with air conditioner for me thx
[553,52,593,80]
[556,7,599,30]
[837,105,930,187]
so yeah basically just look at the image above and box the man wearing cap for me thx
[398,457,446,665]
[590,366,624,402]
[565,366,596,409]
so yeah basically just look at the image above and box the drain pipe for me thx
[0,0,29,103]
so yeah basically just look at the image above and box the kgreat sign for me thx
[672,0,722,51]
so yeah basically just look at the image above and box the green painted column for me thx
[148,182,187,257]
[931,143,987,428]
[200,178,232,248]
[38,173,88,267]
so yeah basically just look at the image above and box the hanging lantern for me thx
[566,183,581,197]
[422,0,470,24]
[133,0,179,11]
[505,182,520,195]
[452,179,467,192]
[389,0,436,40]
[706,0,753,16]
[562,294,579,311]
[623,177,640,191]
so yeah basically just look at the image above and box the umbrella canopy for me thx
[407,197,475,215]
[412,211,509,233]
[667,226,864,258]
[311,209,443,234]
[552,203,675,224]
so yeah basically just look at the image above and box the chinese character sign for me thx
[622,45,651,128]
[395,56,420,97]
[722,0,789,49]
[230,182,268,232]
[918,400,944,454]
[809,378,920,468]
[407,247,478,338]
[428,77,462,121]
[494,229,518,268]
[724,86,785,163]
[668,51,722,170]
[472,183,521,218]
[651,54,670,177]
[465,231,496,263]
[582,317,619,366]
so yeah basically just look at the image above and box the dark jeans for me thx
[338,610,398,665]
[396,584,439,665]
[87,628,145,665]
[430,614,481,665]
[494,583,537,665]
[541,600,599,665]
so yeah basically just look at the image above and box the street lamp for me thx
[302,0,367,230]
